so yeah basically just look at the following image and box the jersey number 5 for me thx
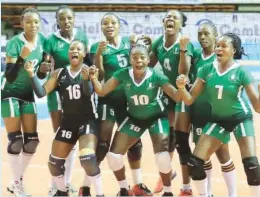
[215,85,223,99]
[117,54,128,67]
[66,84,81,100]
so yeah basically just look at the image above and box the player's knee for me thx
[243,156,260,186]
[7,131,23,154]
[168,127,176,152]
[79,148,100,176]
[127,139,142,162]
[175,130,192,164]
[155,151,172,174]
[96,141,109,163]
[187,154,206,180]
[23,132,39,154]
[48,154,66,176]
[106,152,124,171]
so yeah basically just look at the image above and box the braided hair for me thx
[199,20,218,37]
[55,5,74,29]
[21,7,40,21]
[101,13,120,25]
[223,32,245,59]
[130,44,149,57]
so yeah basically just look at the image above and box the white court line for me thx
[2,162,247,185]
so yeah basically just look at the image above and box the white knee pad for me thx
[155,151,172,174]
[106,152,124,171]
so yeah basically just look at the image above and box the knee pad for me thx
[175,130,192,164]
[155,151,172,174]
[168,127,176,152]
[48,154,66,176]
[96,141,109,163]
[243,156,260,186]
[7,131,23,154]
[187,155,206,180]
[106,152,124,171]
[23,132,39,154]
[127,139,143,162]
[79,148,100,176]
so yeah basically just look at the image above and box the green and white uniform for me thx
[1,33,45,118]
[151,34,194,112]
[90,37,131,123]
[113,67,170,138]
[198,61,254,144]
[190,49,216,144]
[44,28,89,112]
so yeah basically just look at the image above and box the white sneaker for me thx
[66,183,77,196]
[9,182,30,197]
[48,187,58,197]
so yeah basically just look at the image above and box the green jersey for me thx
[90,36,131,105]
[151,34,194,87]
[197,61,253,123]
[113,67,168,120]
[1,33,46,102]
[190,49,216,127]
[44,28,88,69]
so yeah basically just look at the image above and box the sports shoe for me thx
[53,190,69,196]
[132,183,152,196]
[116,188,135,196]
[178,189,193,197]
[8,182,30,197]
[78,186,91,196]
[162,192,174,196]
[153,171,177,193]
[66,183,77,195]
[48,188,58,197]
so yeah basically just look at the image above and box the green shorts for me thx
[47,90,62,112]
[175,101,190,113]
[162,95,176,112]
[98,104,127,124]
[203,119,254,144]
[192,125,203,144]
[1,98,37,118]
[118,116,169,138]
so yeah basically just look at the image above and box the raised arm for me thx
[5,43,34,83]
[24,61,59,98]
[178,35,192,75]
[81,65,94,96]
[245,83,260,113]
[162,83,181,103]
[176,74,205,105]
[89,66,119,96]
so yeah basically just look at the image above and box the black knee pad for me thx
[80,153,100,176]
[175,130,192,164]
[127,139,143,162]
[187,155,206,180]
[23,132,40,154]
[168,127,176,152]
[48,154,66,176]
[7,131,23,154]
[96,141,109,163]
[243,156,260,186]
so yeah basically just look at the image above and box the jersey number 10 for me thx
[131,95,149,105]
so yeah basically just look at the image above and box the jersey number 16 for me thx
[66,84,81,100]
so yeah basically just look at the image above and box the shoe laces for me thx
[138,183,151,193]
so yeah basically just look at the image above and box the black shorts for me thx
[54,117,99,145]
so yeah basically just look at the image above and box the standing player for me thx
[149,10,194,196]
[1,7,45,197]
[90,44,181,196]
[190,21,236,196]
[177,33,260,197]
[42,5,89,195]
[25,40,104,197]
[88,13,151,196]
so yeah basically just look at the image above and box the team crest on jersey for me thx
[229,74,238,83]
[206,73,213,80]
[147,82,154,89]
[173,47,179,54]
[60,75,67,82]
[58,41,64,49]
